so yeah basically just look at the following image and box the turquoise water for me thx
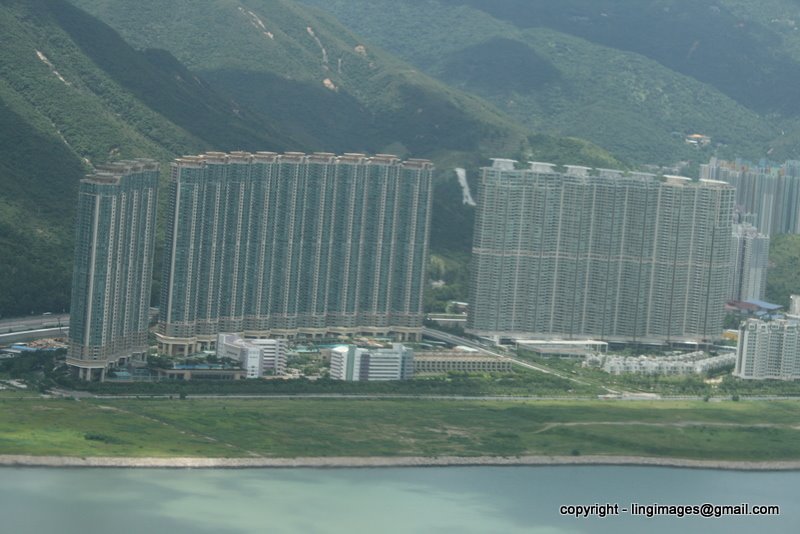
[0,466,797,533]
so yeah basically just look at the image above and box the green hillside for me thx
[5,0,796,322]
[71,0,621,163]
[65,0,622,305]
[69,0,527,158]
[1,0,621,317]
[720,0,800,61]
[0,0,291,317]
[300,0,795,164]
[440,0,800,116]
[0,0,182,316]
[766,234,800,308]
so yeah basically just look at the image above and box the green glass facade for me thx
[158,152,433,353]
[68,160,159,379]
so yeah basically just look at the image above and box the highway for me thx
[0,313,69,333]
[421,327,602,389]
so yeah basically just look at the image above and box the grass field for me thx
[0,389,39,398]
[2,398,800,460]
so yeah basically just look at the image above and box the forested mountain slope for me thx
[0,0,304,316]
[2,0,619,317]
[70,0,527,159]
[301,0,800,164]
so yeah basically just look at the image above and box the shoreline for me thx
[2,454,800,471]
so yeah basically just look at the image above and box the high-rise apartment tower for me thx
[68,160,159,380]
[467,160,734,344]
[157,152,433,355]
[701,158,800,236]
[735,319,800,380]
[729,223,769,302]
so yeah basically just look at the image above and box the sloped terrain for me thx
[0,0,289,316]
[70,0,527,158]
[301,0,798,163]
[2,0,620,316]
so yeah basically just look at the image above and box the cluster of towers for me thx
[467,160,735,344]
[70,153,775,380]
[67,152,433,379]
[157,152,433,355]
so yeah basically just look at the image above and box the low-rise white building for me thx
[216,333,287,378]
[585,351,736,376]
[330,344,413,381]
[735,319,800,380]
[414,351,512,374]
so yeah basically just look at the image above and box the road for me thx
[421,327,609,390]
[41,389,800,402]
[0,313,69,333]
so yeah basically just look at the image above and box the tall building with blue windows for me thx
[68,160,159,380]
[157,152,433,356]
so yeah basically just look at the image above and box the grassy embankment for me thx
[2,398,800,460]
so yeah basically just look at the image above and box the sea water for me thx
[0,466,796,533]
